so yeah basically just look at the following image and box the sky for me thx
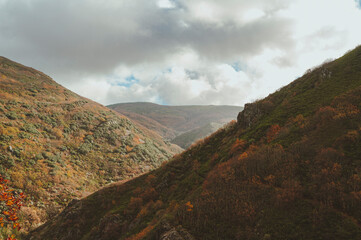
[0,0,360,106]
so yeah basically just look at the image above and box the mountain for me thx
[0,56,181,230]
[28,45,361,240]
[107,102,242,148]
[171,122,223,148]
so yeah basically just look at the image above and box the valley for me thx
[108,102,242,149]
[26,43,361,240]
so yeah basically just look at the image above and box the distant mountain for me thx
[171,122,223,148]
[108,102,242,148]
[0,56,180,230]
[29,45,361,240]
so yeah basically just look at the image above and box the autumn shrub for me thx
[230,139,247,154]
[266,124,281,143]
[0,175,25,240]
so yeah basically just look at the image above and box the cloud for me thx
[0,0,292,72]
[0,0,360,106]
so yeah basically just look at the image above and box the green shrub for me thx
[5,111,18,120]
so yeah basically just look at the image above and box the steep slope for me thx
[0,57,180,229]
[107,102,242,147]
[28,45,361,240]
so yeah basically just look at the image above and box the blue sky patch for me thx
[356,0,361,8]
[231,61,244,72]
[109,75,139,88]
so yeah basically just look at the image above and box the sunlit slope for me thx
[0,56,179,229]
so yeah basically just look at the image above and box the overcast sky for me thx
[1,0,361,106]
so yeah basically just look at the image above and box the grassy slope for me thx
[29,45,361,240]
[0,57,180,231]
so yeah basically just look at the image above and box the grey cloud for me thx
[184,18,293,61]
[303,27,348,51]
[272,55,295,67]
[5,0,355,107]
[0,0,294,78]
[185,70,200,80]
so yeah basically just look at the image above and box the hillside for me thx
[107,102,242,148]
[28,45,361,240]
[171,122,223,149]
[0,57,180,231]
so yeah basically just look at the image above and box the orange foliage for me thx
[203,159,238,190]
[52,128,63,139]
[266,124,281,143]
[125,223,155,240]
[133,136,142,145]
[333,103,360,120]
[0,175,26,240]
[136,203,151,219]
[264,174,275,185]
[185,201,193,212]
[5,235,16,240]
[237,152,248,161]
[125,145,133,152]
[230,139,247,154]
[0,126,19,137]
[166,200,180,214]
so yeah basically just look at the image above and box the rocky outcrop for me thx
[237,99,275,128]
[237,102,264,128]
[154,221,195,240]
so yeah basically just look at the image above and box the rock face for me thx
[237,99,276,128]
[159,222,195,240]
[237,102,264,128]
